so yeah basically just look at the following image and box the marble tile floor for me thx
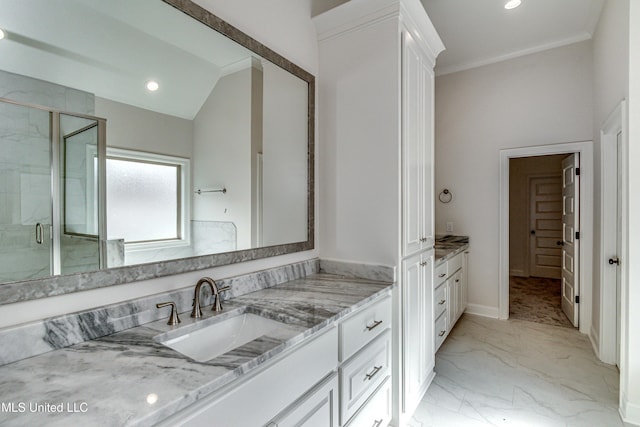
[411,314,622,427]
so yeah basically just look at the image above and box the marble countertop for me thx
[435,235,470,264]
[0,274,392,427]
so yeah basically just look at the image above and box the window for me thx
[105,148,189,245]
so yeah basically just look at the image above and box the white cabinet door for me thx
[402,30,425,256]
[269,373,339,427]
[462,251,469,312]
[402,30,435,257]
[447,277,457,328]
[402,251,434,415]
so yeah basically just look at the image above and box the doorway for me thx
[600,101,627,366]
[508,154,576,328]
[499,141,594,336]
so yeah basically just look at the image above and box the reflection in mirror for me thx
[0,0,313,298]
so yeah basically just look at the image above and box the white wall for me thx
[193,68,255,249]
[434,41,594,313]
[623,1,640,423]
[317,18,401,266]
[95,97,193,158]
[0,0,319,327]
[591,0,629,355]
[262,61,309,246]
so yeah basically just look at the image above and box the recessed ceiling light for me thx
[504,0,522,10]
[0,29,5,40]
[146,80,159,92]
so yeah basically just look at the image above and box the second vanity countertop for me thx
[0,274,393,427]
[434,235,470,265]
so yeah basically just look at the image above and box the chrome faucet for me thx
[191,277,230,318]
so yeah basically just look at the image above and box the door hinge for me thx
[575,295,580,304]
[576,167,580,176]
[575,231,580,240]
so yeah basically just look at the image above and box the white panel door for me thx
[561,154,579,327]
[402,30,424,256]
[529,176,563,278]
[402,251,433,415]
[615,131,623,366]
[401,29,434,256]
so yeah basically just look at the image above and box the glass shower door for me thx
[59,113,100,275]
[0,99,52,282]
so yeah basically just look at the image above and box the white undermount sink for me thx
[157,313,286,362]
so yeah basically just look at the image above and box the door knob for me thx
[609,257,620,265]
[530,230,536,235]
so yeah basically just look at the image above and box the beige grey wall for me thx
[434,41,594,315]
[95,97,193,158]
[262,62,308,247]
[193,68,257,250]
[509,155,565,277]
[591,0,629,349]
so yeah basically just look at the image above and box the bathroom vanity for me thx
[0,267,393,426]
[434,236,470,350]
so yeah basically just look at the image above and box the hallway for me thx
[509,276,574,329]
[410,315,621,426]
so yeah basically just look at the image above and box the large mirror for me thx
[0,0,314,303]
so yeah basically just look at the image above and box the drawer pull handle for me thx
[420,261,428,266]
[366,320,383,331]
[373,420,383,427]
[365,365,382,381]
[438,330,446,337]
[438,273,446,278]
[438,299,446,305]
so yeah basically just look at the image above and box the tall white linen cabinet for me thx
[314,0,444,425]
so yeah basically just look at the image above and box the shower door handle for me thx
[35,223,43,245]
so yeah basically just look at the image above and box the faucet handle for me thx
[156,302,181,325]
[212,285,230,312]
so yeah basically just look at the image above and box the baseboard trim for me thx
[465,304,499,319]
[621,392,640,426]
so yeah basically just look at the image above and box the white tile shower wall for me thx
[122,220,237,266]
[0,69,95,283]
[0,69,95,114]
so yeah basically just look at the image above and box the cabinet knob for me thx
[420,261,428,267]
[438,330,446,337]
[438,299,446,305]
[156,302,181,325]
[438,273,446,278]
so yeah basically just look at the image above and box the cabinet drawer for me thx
[340,296,392,362]
[434,261,447,284]
[345,377,392,427]
[435,312,447,351]
[269,372,339,427]
[448,252,463,275]
[340,331,391,425]
[434,282,447,320]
